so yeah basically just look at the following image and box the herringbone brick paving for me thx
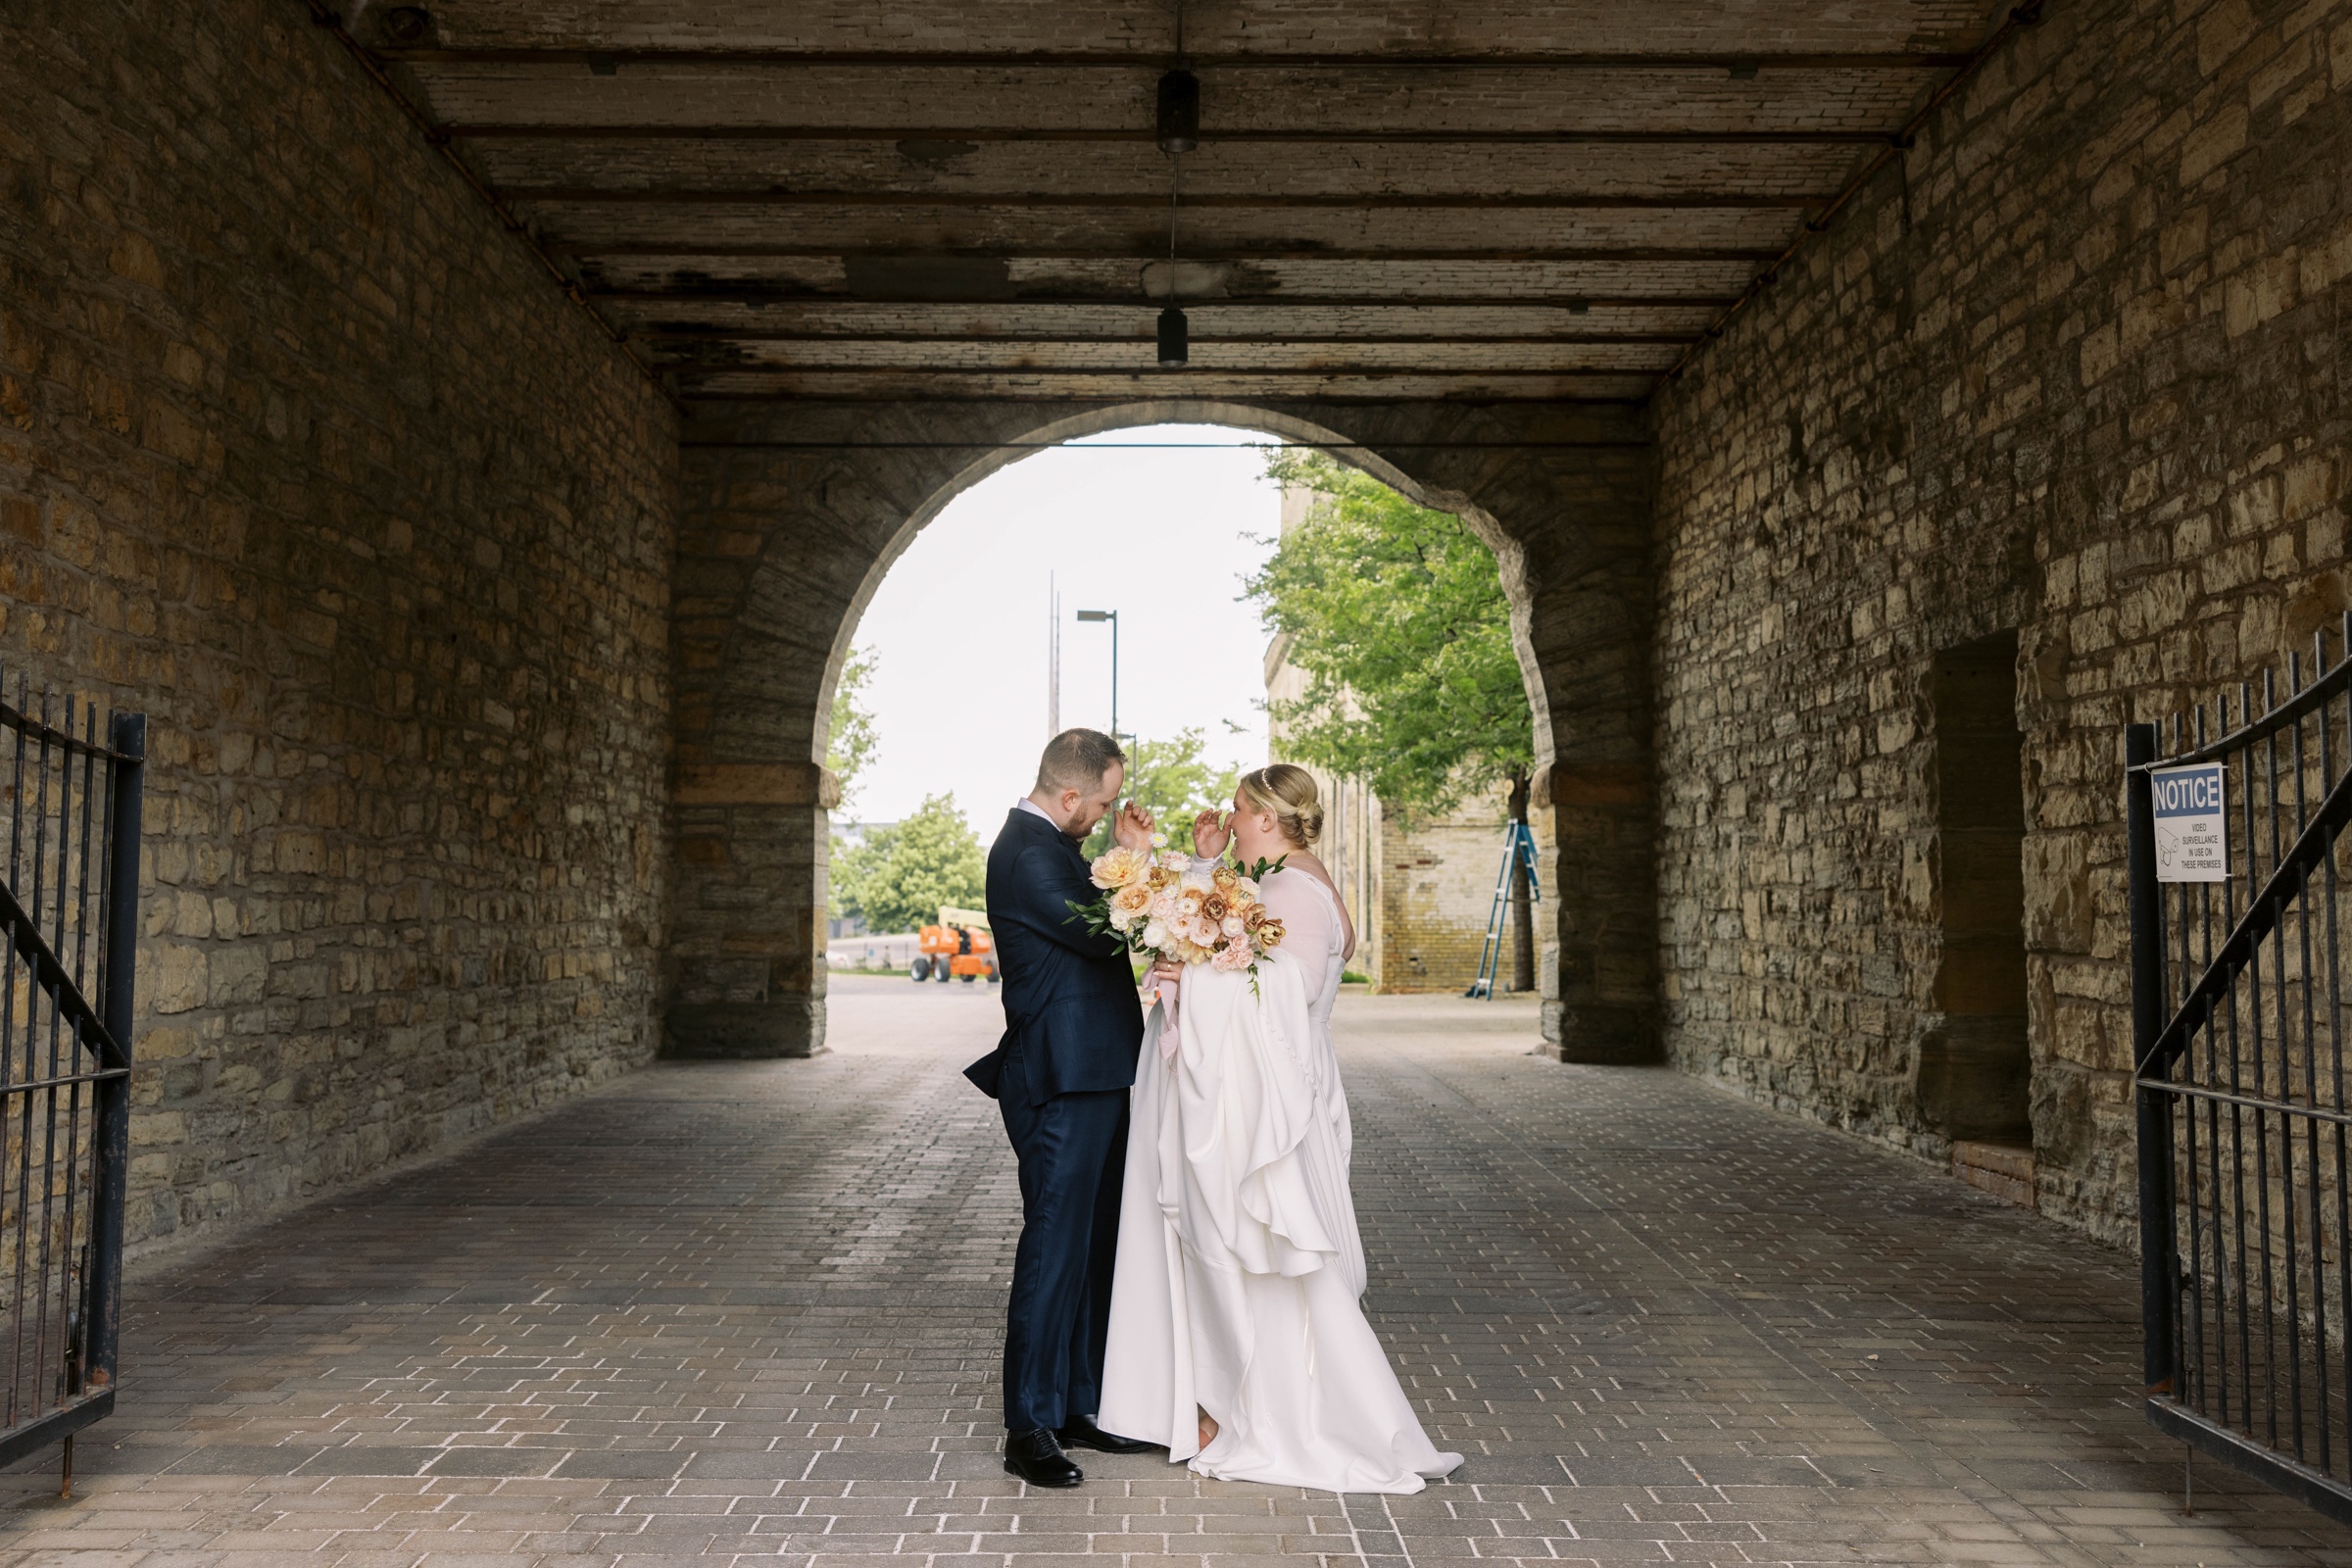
[0,980,2341,1565]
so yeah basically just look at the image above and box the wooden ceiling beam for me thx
[571,244,1781,262]
[593,290,1740,309]
[444,123,1895,145]
[382,48,1970,71]
[633,328,1702,345]
[507,188,1833,210]
[667,365,1668,378]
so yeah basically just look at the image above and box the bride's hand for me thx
[1193,808,1232,858]
[1146,957,1184,992]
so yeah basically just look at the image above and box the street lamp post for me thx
[1076,609,1118,741]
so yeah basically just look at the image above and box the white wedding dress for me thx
[1097,867,1462,1493]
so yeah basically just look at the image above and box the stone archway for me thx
[665,397,1657,1064]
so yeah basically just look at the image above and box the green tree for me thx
[1247,449,1539,989]
[826,646,880,810]
[832,792,986,934]
[1083,727,1243,858]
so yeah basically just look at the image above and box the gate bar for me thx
[84,712,141,1401]
[2149,1397,2352,1530]
[2129,721,2176,1397]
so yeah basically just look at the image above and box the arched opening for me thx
[818,419,1536,1000]
[666,398,1657,1064]
[809,404,1542,766]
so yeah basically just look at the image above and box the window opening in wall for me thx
[1920,629,2034,1172]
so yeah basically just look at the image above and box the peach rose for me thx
[1090,846,1151,889]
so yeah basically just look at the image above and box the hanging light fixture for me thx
[1152,11,1195,368]
[1156,69,1200,153]
[1157,305,1190,368]
[1154,116,1191,368]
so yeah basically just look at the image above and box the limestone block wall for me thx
[1650,0,2352,1240]
[1,0,677,1246]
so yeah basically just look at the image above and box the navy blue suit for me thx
[969,807,1146,1433]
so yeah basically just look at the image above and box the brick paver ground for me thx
[1,980,2343,1566]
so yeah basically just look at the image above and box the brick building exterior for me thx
[1262,487,1538,995]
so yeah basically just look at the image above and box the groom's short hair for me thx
[1036,728,1125,793]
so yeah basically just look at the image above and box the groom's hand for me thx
[1193,808,1232,858]
[1112,800,1154,851]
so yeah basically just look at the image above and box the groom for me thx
[966,728,1159,1487]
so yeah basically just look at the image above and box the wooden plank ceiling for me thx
[353,1,2018,404]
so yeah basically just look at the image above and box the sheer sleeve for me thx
[1259,870,1338,1000]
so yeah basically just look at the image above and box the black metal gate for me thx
[2131,618,2352,1523]
[0,685,142,1481]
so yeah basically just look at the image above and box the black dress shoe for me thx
[1057,1415,1155,1454]
[1004,1427,1084,1487]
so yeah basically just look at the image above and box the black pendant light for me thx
[1155,98,1191,368]
[1153,12,1195,368]
[1156,69,1200,153]
[1157,305,1190,368]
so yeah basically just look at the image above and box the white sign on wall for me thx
[2150,761,2229,883]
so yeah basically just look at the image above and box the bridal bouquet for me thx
[1071,844,1287,977]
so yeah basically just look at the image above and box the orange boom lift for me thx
[911,906,998,984]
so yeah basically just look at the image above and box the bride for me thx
[1097,764,1462,1494]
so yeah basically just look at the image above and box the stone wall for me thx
[1649,0,2352,1239]
[0,0,677,1246]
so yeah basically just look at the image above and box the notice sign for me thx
[2150,762,2229,883]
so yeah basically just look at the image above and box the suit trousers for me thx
[997,1044,1130,1434]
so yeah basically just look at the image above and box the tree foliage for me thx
[1245,450,1533,821]
[1082,727,1242,858]
[825,646,880,810]
[832,792,986,934]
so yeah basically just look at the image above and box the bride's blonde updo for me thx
[1238,763,1325,849]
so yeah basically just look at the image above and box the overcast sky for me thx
[839,424,1283,840]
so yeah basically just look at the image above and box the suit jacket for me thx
[967,807,1146,1105]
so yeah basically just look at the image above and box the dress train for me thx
[1097,906,1460,1494]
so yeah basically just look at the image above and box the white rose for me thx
[1221,914,1245,938]
[1142,921,1167,949]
